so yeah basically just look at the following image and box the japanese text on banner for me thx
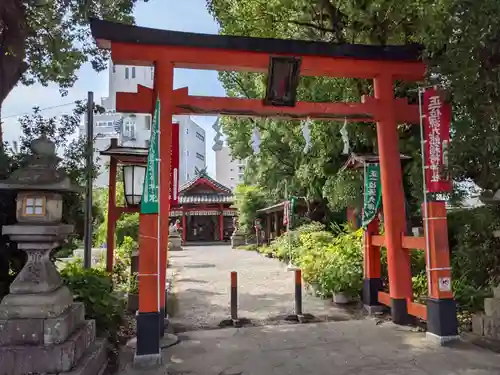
[141,98,160,214]
[423,88,452,193]
[362,163,382,229]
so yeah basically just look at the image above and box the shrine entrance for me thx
[90,18,457,363]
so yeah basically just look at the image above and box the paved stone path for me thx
[120,320,500,375]
[167,245,363,332]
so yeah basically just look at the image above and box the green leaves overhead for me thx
[0,0,147,107]
[209,0,500,210]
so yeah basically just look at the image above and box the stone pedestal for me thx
[169,233,182,251]
[231,231,246,248]
[0,225,107,375]
[472,286,500,340]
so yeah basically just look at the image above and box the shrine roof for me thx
[179,170,232,195]
[339,152,411,172]
[90,18,423,62]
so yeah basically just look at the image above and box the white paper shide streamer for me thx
[301,117,312,153]
[340,118,349,155]
[251,126,261,154]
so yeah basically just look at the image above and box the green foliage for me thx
[94,183,135,248]
[323,169,363,212]
[258,222,363,298]
[234,184,268,233]
[207,0,500,211]
[128,272,139,294]
[447,206,500,311]
[112,236,137,292]
[60,261,125,338]
[236,244,259,252]
[1,0,149,106]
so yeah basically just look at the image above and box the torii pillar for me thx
[374,75,413,324]
[115,63,174,365]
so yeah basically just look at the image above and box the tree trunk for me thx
[0,0,28,141]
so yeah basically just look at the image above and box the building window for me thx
[239,174,244,182]
[186,128,189,134]
[238,166,244,173]
[23,197,46,216]
[230,177,235,181]
[196,152,205,161]
[145,116,151,130]
[132,67,136,79]
[186,150,189,156]
[123,119,136,138]
[145,140,150,148]
[125,67,129,79]
[195,132,205,141]
[112,64,116,73]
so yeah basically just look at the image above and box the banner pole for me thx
[156,98,162,317]
[418,87,432,294]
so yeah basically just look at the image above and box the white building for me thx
[82,61,206,187]
[215,145,246,191]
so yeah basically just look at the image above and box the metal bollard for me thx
[295,269,303,316]
[230,271,238,324]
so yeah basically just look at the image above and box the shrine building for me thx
[169,171,237,243]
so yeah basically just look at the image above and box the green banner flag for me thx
[140,97,160,214]
[362,163,382,228]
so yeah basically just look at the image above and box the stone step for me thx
[0,302,85,346]
[494,286,500,299]
[53,338,108,375]
[485,298,500,317]
[472,314,500,341]
[0,319,96,375]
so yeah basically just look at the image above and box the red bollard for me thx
[230,271,239,325]
[295,269,303,316]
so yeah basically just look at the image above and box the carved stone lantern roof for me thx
[0,135,82,193]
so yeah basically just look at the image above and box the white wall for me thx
[81,61,207,188]
[215,146,245,191]
[176,115,206,185]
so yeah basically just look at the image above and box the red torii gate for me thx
[90,18,456,364]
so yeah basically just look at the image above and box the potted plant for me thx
[322,230,363,304]
[127,272,139,312]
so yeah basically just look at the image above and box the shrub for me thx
[60,261,125,339]
[112,236,137,292]
[236,244,258,252]
[317,229,364,297]
[234,184,267,234]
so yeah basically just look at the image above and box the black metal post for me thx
[83,91,94,269]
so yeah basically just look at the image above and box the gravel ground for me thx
[167,245,364,332]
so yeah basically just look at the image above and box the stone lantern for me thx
[0,136,107,375]
[169,219,182,251]
[231,216,246,248]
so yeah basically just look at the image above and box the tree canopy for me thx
[0,0,147,119]
[206,0,500,213]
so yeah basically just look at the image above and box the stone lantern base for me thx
[231,231,246,248]
[0,225,107,375]
[472,286,500,341]
[0,302,107,375]
[169,233,183,251]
